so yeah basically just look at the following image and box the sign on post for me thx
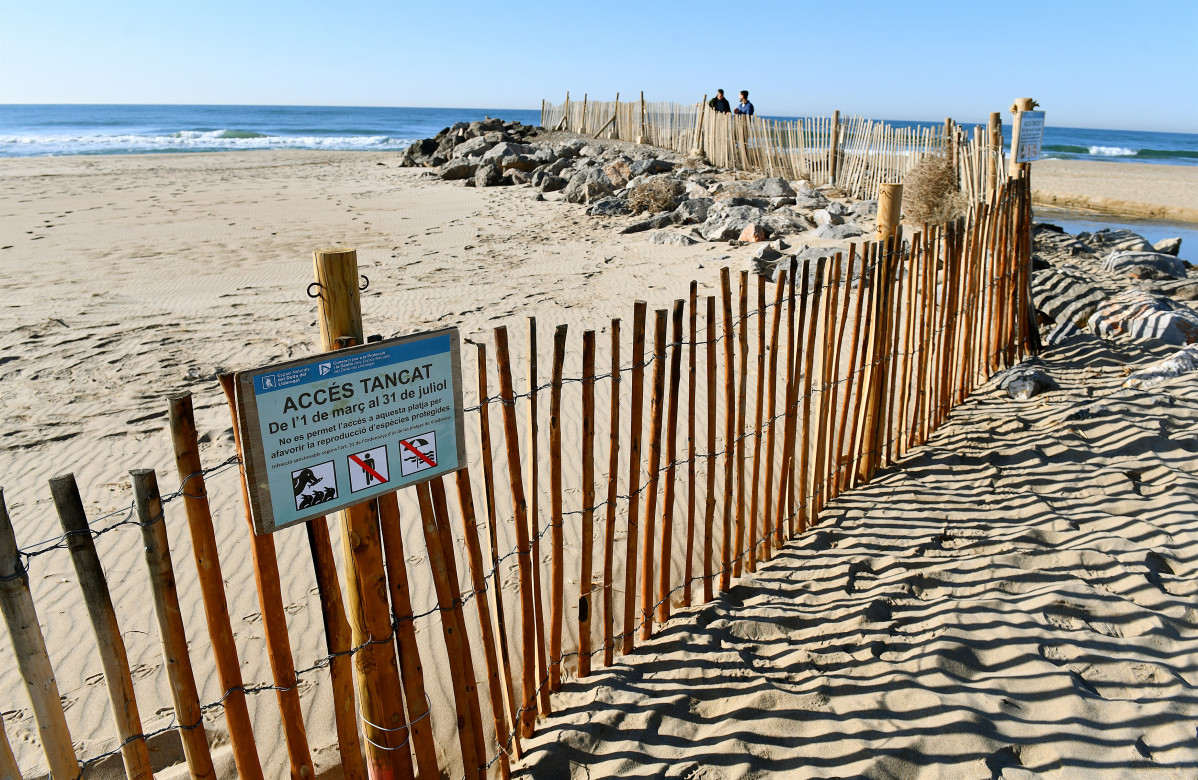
[1014,110,1045,163]
[234,328,466,534]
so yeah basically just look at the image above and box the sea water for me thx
[2,104,1197,165]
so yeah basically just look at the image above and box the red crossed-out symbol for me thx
[400,438,437,468]
[348,454,387,483]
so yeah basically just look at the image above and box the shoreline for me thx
[1031,158,1198,224]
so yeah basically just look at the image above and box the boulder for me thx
[1033,223,1094,257]
[814,222,864,239]
[401,138,439,167]
[504,170,531,186]
[794,193,830,210]
[1032,265,1107,329]
[603,159,633,188]
[748,177,796,198]
[1173,283,1198,302]
[1091,290,1198,346]
[998,367,1058,400]
[554,140,584,158]
[826,201,852,217]
[564,169,614,204]
[440,159,478,181]
[649,231,700,246]
[672,198,713,225]
[851,200,877,219]
[500,155,539,173]
[1154,237,1183,256]
[1124,344,1198,390]
[451,136,498,159]
[619,214,674,235]
[812,208,843,226]
[739,224,768,243]
[1104,250,1188,281]
[586,196,630,217]
[684,180,713,199]
[630,158,674,176]
[474,163,503,188]
[761,209,813,236]
[699,204,769,242]
[1080,228,1153,253]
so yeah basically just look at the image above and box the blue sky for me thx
[1,0,1195,132]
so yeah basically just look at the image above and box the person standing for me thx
[708,89,731,113]
[734,90,754,116]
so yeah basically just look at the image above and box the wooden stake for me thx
[526,318,550,715]
[622,302,648,655]
[474,345,521,758]
[811,255,843,522]
[602,320,621,667]
[312,248,411,780]
[493,326,538,739]
[760,271,787,560]
[876,183,903,242]
[415,482,482,777]
[684,282,698,606]
[639,309,668,640]
[579,330,597,676]
[702,295,717,603]
[830,109,841,184]
[375,492,440,780]
[130,469,216,780]
[775,258,799,545]
[719,269,736,590]
[0,490,78,780]
[453,470,512,779]
[657,301,685,623]
[546,323,565,691]
[987,112,1002,199]
[796,258,826,533]
[733,272,749,576]
[167,394,263,780]
[50,474,154,780]
[748,274,767,568]
[217,377,317,780]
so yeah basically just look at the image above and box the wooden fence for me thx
[541,95,1007,204]
[1,174,1036,780]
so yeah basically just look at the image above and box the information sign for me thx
[234,328,466,534]
[1014,111,1045,163]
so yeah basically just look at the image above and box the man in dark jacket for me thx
[708,89,731,113]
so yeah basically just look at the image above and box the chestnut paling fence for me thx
[1,174,1037,780]
[540,95,1006,204]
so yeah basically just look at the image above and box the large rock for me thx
[1154,237,1183,256]
[1079,228,1153,253]
[739,224,768,243]
[603,159,632,189]
[699,204,769,241]
[1104,250,1188,281]
[761,209,813,236]
[812,208,843,226]
[998,366,1058,400]
[554,139,585,158]
[499,155,539,173]
[400,138,440,167]
[826,201,852,217]
[481,142,536,164]
[1033,223,1094,258]
[1091,290,1198,346]
[1124,345,1198,390]
[586,196,630,217]
[440,159,477,181]
[630,158,674,176]
[564,169,614,204]
[1032,265,1107,329]
[648,231,700,246]
[748,177,796,198]
[672,198,713,225]
[851,200,877,219]
[474,163,503,188]
[814,222,864,239]
[451,136,498,159]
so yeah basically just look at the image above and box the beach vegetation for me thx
[902,153,964,226]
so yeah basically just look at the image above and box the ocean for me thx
[2,104,1196,165]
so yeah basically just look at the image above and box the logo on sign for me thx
[319,362,332,376]
[262,375,275,388]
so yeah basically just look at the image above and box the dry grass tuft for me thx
[628,178,685,214]
[902,153,964,226]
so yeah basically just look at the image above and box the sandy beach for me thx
[2,149,1197,779]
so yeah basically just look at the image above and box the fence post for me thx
[876,183,903,242]
[312,247,412,780]
[50,474,154,780]
[691,96,707,159]
[638,91,647,144]
[0,491,79,780]
[988,112,1002,199]
[1009,98,1036,177]
[829,110,840,185]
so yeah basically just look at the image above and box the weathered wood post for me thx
[312,247,412,780]
[988,112,1002,199]
[876,183,903,242]
[637,91,647,144]
[1009,98,1037,177]
[691,95,707,159]
[829,110,841,185]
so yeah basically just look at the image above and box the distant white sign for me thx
[1015,111,1045,163]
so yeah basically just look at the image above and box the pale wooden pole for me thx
[1009,98,1036,177]
[876,183,903,242]
[683,283,697,606]
[733,272,749,576]
[718,269,736,590]
[0,491,79,780]
[702,295,717,602]
[988,112,1002,199]
[50,474,154,780]
[760,271,787,560]
[130,469,217,780]
[656,301,685,623]
[639,309,668,640]
[795,259,826,534]
[0,712,19,780]
[311,247,411,780]
[167,394,264,780]
[748,275,767,569]
[622,302,648,655]
[544,321,563,692]
[692,96,707,158]
[525,318,550,715]
[601,320,621,667]
[638,91,647,144]
[829,109,841,185]
[579,330,597,676]
[492,326,538,739]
